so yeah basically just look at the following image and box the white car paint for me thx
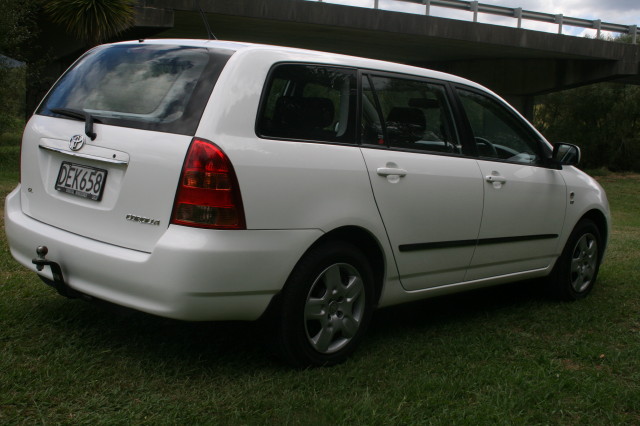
[20,117,190,252]
[360,147,484,290]
[466,160,567,280]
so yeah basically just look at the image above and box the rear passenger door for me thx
[359,74,484,291]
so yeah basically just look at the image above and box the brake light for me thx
[171,138,245,229]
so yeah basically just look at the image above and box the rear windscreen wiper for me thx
[50,107,100,141]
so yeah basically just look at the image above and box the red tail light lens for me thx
[171,138,245,229]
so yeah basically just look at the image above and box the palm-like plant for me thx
[44,0,135,46]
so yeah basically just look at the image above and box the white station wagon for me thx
[5,39,610,366]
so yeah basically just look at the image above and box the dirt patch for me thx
[594,173,640,183]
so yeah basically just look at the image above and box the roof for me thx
[110,38,485,92]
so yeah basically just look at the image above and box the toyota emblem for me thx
[69,134,86,151]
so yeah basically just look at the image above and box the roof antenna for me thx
[197,0,217,40]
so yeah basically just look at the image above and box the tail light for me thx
[171,138,245,229]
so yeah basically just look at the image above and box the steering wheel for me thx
[474,137,498,157]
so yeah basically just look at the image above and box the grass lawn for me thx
[1,141,639,424]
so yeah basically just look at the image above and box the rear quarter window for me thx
[257,64,357,144]
[38,44,234,136]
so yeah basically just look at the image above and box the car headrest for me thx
[273,97,335,130]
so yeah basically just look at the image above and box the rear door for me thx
[20,43,232,252]
[359,73,484,291]
[22,121,191,253]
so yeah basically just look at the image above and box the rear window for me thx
[37,44,234,135]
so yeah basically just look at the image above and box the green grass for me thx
[2,150,639,423]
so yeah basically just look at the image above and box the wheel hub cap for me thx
[328,300,339,316]
[303,263,365,354]
[570,233,598,293]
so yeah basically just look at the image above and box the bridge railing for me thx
[315,0,638,44]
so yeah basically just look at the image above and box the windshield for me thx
[38,44,234,135]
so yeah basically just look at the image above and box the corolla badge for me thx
[69,134,86,151]
[126,214,161,226]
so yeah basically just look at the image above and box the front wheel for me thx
[548,219,602,301]
[271,241,374,367]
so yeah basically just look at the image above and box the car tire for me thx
[548,219,602,301]
[270,241,374,367]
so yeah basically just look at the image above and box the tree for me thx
[533,34,640,173]
[0,0,40,133]
[0,0,37,56]
[43,0,135,46]
[535,83,640,172]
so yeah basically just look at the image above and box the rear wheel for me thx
[548,219,602,301]
[271,241,374,367]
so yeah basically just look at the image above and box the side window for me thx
[257,64,356,143]
[457,89,541,164]
[362,75,461,154]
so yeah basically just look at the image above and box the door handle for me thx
[485,174,507,184]
[377,167,407,177]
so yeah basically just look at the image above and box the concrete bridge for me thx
[65,0,640,117]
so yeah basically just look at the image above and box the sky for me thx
[315,0,640,39]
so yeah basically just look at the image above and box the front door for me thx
[454,88,567,281]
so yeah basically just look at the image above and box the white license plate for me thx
[55,161,108,201]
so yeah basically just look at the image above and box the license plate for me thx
[55,161,108,201]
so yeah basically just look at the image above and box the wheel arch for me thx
[262,228,384,366]
[579,208,609,257]
[258,225,387,324]
[310,226,386,307]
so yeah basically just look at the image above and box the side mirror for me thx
[552,143,581,167]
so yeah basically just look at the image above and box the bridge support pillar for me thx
[503,95,535,121]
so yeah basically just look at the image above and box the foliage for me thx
[43,0,135,46]
[0,66,26,135]
[0,0,38,57]
[0,0,39,132]
[535,83,640,172]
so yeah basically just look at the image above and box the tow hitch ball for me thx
[32,245,65,284]
[31,246,81,299]
[34,246,48,271]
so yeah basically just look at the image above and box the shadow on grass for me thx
[18,287,277,373]
[371,278,550,334]
[19,277,553,371]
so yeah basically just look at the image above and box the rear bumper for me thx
[4,185,322,321]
